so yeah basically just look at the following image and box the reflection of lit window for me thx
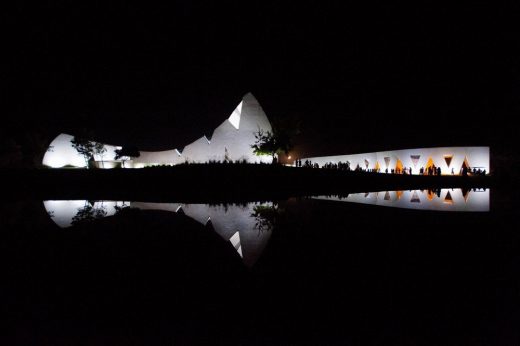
[410,191,421,203]
[229,231,242,257]
[314,188,489,212]
[443,191,454,204]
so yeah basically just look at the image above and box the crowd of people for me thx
[292,159,487,176]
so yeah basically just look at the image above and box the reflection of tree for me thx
[251,203,282,234]
[71,202,107,225]
[114,202,130,214]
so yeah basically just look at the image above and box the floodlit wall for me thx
[133,149,184,167]
[42,133,122,168]
[181,136,212,163]
[179,93,273,163]
[207,94,273,163]
[43,93,273,168]
[302,147,490,175]
[43,134,87,168]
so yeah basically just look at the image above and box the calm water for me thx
[2,188,519,345]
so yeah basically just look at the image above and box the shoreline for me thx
[0,164,495,203]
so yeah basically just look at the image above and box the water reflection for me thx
[43,200,275,267]
[314,188,489,212]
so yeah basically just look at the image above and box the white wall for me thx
[42,133,123,168]
[302,147,490,174]
[43,134,88,168]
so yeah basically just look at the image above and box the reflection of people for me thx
[451,167,454,175]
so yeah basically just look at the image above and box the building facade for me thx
[300,146,490,175]
[42,92,490,174]
[42,93,273,168]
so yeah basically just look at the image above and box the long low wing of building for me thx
[42,93,273,168]
[300,147,490,175]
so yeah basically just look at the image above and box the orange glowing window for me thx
[424,157,435,174]
[395,159,403,173]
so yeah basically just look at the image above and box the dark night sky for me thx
[6,1,520,158]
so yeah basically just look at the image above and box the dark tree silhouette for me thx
[251,128,295,163]
[71,136,95,168]
[93,141,107,168]
[251,129,277,160]
[71,201,107,225]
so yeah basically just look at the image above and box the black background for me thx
[5,1,520,158]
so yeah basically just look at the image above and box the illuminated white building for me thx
[301,147,490,175]
[42,93,273,168]
[42,91,490,174]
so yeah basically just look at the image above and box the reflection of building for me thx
[42,93,272,168]
[43,200,273,267]
[314,188,490,212]
[301,147,490,175]
[43,200,126,227]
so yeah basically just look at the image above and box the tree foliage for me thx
[251,203,283,234]
[251,129,277,158]
[251,116,299,162]
[71,136,95,168]
[70,135,107,169]
[71,201,107,225]
[93,141,107,168]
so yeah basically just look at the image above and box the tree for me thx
[71,135,95,168]
[114,146,140,168]
[70,135,106,169]
[251,126,296,163]
[71,201,107,225]
[93,141,107,168]
[251,203,282,234]
[251,129,277,161]
[251,115,300,163]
